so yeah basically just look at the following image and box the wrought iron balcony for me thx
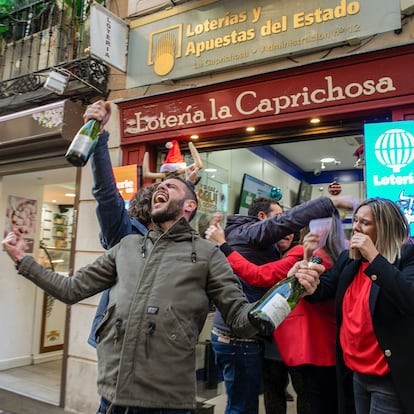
[0,0,108,115]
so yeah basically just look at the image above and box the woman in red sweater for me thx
[206,210,348,414]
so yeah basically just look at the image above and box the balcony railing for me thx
[0,0,108,111]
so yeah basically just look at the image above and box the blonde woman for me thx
[305,198,414,414]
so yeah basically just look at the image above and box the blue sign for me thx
[364,121,414,236]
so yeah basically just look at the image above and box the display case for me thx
[38,204,73,353]
[41,205,73,252]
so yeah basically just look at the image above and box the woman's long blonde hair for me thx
[349,198,409,262]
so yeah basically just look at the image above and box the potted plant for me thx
[54,226,66,237]
[54,213,66,225]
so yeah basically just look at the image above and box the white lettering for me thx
[373,173,414,186]
[125,75,397,134]
[235,75,396,116]
[125,109,206,134]
[117,180,134,190]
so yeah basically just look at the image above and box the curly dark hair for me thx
[127,183,157,227]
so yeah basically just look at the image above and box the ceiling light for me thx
[205,168,217,173]
[65,193,75,197]
[320,157,335,163]
[246,126,255,132]
[190,134,199,139]
[310,118,320,124]
[321,162,326,170]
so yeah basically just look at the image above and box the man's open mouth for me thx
[154,191,168,204]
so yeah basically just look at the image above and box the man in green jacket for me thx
[2,177,321,414]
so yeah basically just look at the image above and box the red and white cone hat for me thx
[160,140,187,173]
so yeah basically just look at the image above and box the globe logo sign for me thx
[374,128,414,173]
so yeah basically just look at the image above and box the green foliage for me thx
[0,0,13,17]
[0,0,12,37]
[61,0,105,18]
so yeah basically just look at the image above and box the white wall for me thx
[63,103,123,413]
[311,181,365,201]
[0,176,43,369]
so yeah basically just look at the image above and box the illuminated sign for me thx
[113,164,138,208]
[365,121,414,235]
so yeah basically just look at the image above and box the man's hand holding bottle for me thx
[286,259,324,297]
[83,100,111,131]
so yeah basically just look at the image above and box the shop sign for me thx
[90,3,128,72]
[113,164,138,207]
[127,0,400,87]
[120,50,414,139]
[0,100,83,144]
[365,121,414,236]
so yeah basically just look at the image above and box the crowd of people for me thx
[2,100,414,414]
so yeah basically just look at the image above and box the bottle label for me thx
[68,134,94,155]
[261,293,291,329]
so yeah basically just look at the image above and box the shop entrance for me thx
[0,166,76,405]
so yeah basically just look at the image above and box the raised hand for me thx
[205,221,226,245]
[350,232,378,262]
[2,229,28,263]
[83,100,111,130]
[185,163,200,185]
[302,231,321,262]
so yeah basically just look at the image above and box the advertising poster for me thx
[364,121,414,236]
[113,164,138,208]
[4,195,38,253]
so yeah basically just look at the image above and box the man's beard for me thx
[151,198,184,224]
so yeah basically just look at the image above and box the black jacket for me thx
[307,244,414,414]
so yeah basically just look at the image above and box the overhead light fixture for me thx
[205,168,217,173]
[320,157,335,163]
[65,193,76,197]
[44,67,106,95]
[246,126,255,132]
[320,157,341,170]
[310,117,320,124]
[190,134,199,140]
[44,70,70,95]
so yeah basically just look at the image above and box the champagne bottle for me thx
[248,256,322,336]
[65,119,101,167]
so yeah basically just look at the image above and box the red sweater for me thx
[227,245,336,366]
